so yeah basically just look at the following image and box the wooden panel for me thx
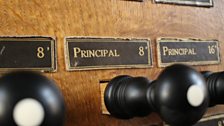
[0,0,224,126]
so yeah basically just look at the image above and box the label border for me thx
[157,38,220,67]
[64,37,152,71]
[154,0,213,7]
[164,114,224,126]
[0,36,57,72]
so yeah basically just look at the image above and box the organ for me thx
[0,0,224,126]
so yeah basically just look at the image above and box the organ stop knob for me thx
[104,64,210,126]
[202,71,224,106]
[0,71,65,126]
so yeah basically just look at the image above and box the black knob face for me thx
[0,71,65,126]
[153,64,209,126]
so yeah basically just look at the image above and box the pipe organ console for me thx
[0,0,224,126]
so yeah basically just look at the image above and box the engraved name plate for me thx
[157,38,220,67]
[154,0,213,7]
[0,36,56,72]
[194,114,224,126]
[65,37,152,71]
[165,114,224,126]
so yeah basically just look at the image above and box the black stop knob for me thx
[104,75,151,119]
[154,64,209,126]
[104,64,209,126]
[202,71,224,106]
[0,71,66,126]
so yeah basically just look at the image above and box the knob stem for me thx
[104,75,152,119]
[203,71,224,106]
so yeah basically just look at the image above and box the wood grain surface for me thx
[0,0,224,126]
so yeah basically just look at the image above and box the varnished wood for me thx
[0,0,224,126]
[100,83,110,115]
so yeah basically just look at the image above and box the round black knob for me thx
[153,64,209,126]
[0,71,65,126]
[104,64,209,126]
[203,71,224,106]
